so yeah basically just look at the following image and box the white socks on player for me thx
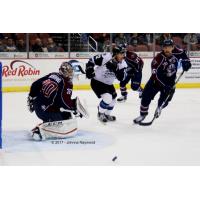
[99,93,116,115]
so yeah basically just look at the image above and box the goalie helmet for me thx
[59,62,74,79]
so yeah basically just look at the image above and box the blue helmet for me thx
[162,39,174,47]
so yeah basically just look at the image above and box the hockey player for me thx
[117,45,144,102]
[85,45,131,123]
[134,39,191,124]
[27,61,88,140]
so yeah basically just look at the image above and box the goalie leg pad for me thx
[39,119,78,139]
[76,97,89,118]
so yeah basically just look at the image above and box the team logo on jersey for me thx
[66,88,72,95]
[166,64,176,77]
[168,57,177,64]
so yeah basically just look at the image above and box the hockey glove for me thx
[182,60,191,71]
[85,66,95,79]
[27,95,36,113]
[106,61,118,72]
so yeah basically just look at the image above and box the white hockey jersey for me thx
[90,52,127,85]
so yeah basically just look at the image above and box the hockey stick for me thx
[139,71,185,126]
[77,65,86,74]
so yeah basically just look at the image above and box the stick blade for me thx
[139,121,153,126]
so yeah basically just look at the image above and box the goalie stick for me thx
[138,71,185,126]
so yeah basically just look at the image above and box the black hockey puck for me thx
[112,156,117,162]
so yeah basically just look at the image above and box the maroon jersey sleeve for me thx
[61,79,76,110]
[151,53,166,86]
[137,56,144,71]
[172,46,190,61]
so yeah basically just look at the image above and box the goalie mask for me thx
[59,62,74,79]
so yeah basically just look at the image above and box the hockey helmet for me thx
[112,44,126,57]
[162,39,174,47]
[59,62,74,79]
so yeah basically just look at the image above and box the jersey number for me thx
[41,79,58,98]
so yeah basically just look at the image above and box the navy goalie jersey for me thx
[29,72,76,112]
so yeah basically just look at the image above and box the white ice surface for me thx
[1,89,200,165]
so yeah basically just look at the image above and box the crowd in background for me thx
[1,33,200,52]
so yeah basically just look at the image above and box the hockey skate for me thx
[138,87,143,98]
[154,107,162,118]
[31,126,45,141]
[105,114,116,121]
[133,115,146,124]
[98,112,108,123]
[117,95,127,102]
[138,90,143,98]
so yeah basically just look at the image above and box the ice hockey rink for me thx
[1,88,200,166]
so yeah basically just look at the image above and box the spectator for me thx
[16,39,26,52]
[95,33,110,51]
[80,33,88,44]
[31,38,44,52]
[157,33,171,45]
[5,38,17,52]
[194,33,200,43]
[184,33,198,44]
[137,33,148,45]
[102,36,111,52]
[145,33,153,44]
[47,37,59,52]
[114,33,127,46]
[184,33,198,50]
[0,39,5,52]
[128,33,139,46]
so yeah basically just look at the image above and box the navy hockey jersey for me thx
[29,72,75,111]
[151,46,190,87]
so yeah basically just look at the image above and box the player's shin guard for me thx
[98,100,109,114]
[140,105,149,116]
